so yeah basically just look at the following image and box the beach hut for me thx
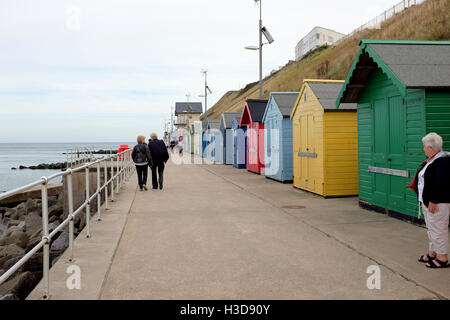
[239,99,268,174]
[262,92,299,182]
[290,79,358,197]
[190,125,195,154]
[201,118,208,158]
[221,112,242,165]
[193,121,202,156]
[232,117,247,169]
[206,119,223,164]
[336,40,450,218]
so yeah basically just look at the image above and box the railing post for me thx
[85,166,90,238]
[116,155,120,193]
[67,170,74,262]
[110,153,115,202]
[104,159,109,210]
[41,178,50,300]
[127,152,130,180]
[97,162,102,221]
[120,154,124,187]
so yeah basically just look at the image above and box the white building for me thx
[295,27,345,61]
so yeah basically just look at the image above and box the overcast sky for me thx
[0,0,401,143]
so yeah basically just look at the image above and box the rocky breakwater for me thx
[11,162,68,170]
[0,194,75,300]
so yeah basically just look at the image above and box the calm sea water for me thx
[0,143,134,193]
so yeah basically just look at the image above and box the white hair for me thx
[422,132,443,151]
[150,133,158,139]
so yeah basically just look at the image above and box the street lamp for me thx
[201,69,212,114]
[244,0,274,99]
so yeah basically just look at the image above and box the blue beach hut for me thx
[206,119,223,164]
[201,118,208,158]
[232,116,247,169]
[262,92,299,182]
[221,112,242,165]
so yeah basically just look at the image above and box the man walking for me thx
[148,133,170,190]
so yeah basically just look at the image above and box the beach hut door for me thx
[372,96,406,210]
[299,115,314,189]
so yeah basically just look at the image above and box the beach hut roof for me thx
[232,117,241,129]
[222,112,242,129]
[240,99,268,125]
[308,82,357,110]
[337,40,450,107]
[268,92,299,118]
[290,80,356,118]
[175,102,203,115]
[207,119,221,130]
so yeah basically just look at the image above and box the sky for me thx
[0,0,402,143]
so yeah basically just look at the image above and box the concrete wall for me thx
[63,165,114,230]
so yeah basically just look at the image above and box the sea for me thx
[0,142,134,193]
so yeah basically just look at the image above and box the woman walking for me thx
[408,133,450,269]
[132,135,153,191]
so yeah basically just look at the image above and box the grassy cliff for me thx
[203,0,450,120]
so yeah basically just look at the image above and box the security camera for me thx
[261,26,274,44]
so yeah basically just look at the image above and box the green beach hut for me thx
[337,40,450,220]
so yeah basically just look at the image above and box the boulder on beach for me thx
[0,194,66,300]
[0,293,19,300]
[0,244,25,259]
[0,271,39,300]
[50,231,69,255]
[0,226,29,248]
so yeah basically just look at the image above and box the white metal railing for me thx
[66,147,97,167]
[337,0,426,43]
[0,149,134,299]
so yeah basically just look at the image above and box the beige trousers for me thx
[422,203,450,255]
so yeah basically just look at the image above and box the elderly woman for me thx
[408,133,450,269]
[131,135,153,191]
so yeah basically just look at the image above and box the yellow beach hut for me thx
[290,80,358,197]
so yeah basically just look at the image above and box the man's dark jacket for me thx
[408,155,450,208]
[148,139,170,164]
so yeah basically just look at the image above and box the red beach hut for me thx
[239,99,268,174]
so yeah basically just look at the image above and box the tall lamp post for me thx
[200,69,212,114]
[245,0,274,99]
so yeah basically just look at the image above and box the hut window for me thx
[304,93,307,102]
[316,33,320,39]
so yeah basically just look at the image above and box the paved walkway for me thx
[98,159,449,300]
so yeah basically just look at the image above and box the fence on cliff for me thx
[337,0,426,43]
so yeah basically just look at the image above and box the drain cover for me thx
[282,205,305,209]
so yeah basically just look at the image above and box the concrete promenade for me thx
[29,158,449,300]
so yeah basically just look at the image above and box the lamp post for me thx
[201,70,212,114]
[258,0,262,99]
[245,0,274,100]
